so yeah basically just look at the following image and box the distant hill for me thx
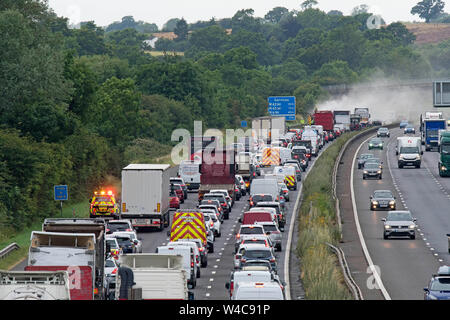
[404,23,450,44]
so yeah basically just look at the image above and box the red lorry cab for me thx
[241,211,274,225]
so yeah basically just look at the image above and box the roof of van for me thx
[123,164,170,171]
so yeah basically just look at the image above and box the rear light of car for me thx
[270,258,275,263]
[283,190,288,194]
[240,258,246,263]
[191,262,194,268]
[210,222,214,227]
[199,247,204,252]
[294,155,298,159]
[106,228,110,232]
[230,281,234,295]
[249,201,254,206]
[235,254,240,259]
[112,268,117,274]
[221,203,227,207]
[126,228,132,232]
[236,234,240,239]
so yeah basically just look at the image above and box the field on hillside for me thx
[404,22,450,44]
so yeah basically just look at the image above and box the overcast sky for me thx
[48,0,443,28]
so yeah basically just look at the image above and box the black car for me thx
[363,162,382,179]
[365,157,383,170]
[203,193,230,219]
[114,235,135,253]
[370,190,396,211]
[377,127,390,137]
[357,154,375,169]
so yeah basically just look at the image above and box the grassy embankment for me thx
[296,131,362,300]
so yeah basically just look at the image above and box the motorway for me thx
[350,127,448,300]
[137,150,326,300]
[12,141,329,300]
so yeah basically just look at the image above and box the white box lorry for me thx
[252,117,286,145]
[116,254,192,300]
[121,164,171,231]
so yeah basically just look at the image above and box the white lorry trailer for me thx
[252,117,286,145]
[121,164,171,231]
[0,270,71,300]
[115,254,192,300]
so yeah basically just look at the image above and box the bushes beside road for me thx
[296,132,361,300]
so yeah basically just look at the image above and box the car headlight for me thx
[369,144,373,147]
[364,170,368,174]
[384,225,391,229]
[377,170,382,174]
[372,201,378,205]
[379,144,383,146]
[428,294,438,300]
[409,224,415,229]
[389,200,395,205]
[441,166,447,171]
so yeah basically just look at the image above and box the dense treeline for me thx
[0,1,441,231]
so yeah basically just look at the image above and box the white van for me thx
[250,179,279,201]
[279,147,292,165]
[179,160,201,190]
[232,281,285,300]
[168,241,201,277]
[156,245,197,288]
[301,130,319,156]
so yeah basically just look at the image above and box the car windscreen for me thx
[116,237,132,246]
[106,239,118,249]
[400,147,419,154]
[262,225,278,232]
[256,204,280,215]
[364,163,379,169]
[292,148,306,154]
[204,195,225,203]
[430,278,450,291]
[360,154,374,160]
[93,196,113,203]
[200,201,219,207]
[242,239,266,246]
[374,191,393,198]
[107,223,129,232]
[105,260,116,268]
[370,139,382,144]
[241,227,264,235]
[387,212,412,221]
[253,195,273,203]
[203,215,210,222]
[243,250,272,259]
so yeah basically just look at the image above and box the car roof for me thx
[240,224,264,229]
[256,202,279,206]
[240,243,270,250]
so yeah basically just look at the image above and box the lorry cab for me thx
[439,134,450,176]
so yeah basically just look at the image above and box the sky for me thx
[47,0,441,28]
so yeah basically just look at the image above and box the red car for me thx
[171,184,184,203]
[169,192,180,209]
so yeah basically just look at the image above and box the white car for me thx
[202,211,221,237]
[110,231,142,253]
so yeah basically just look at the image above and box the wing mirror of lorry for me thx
[413,218,417,222]
[423,288,429,293]
[381,218,386,222]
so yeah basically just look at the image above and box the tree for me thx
[163,18,180,31]
[411,0,445,23]
[301,0,319,10]
[265,7,289,24]
[174,18,189,41]
[188,25,229,52]
[72,21,108,56]
[328,10,343,16]
[351,4,369,16]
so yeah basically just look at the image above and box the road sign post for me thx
[54,185,68,217]
[268,96,296,121]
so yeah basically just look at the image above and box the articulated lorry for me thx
[333,110,351,131]
[0,270,71,300]
[121,164,171,231]
[423,119,447,151]
[198,150,236,202]
[115,254,192,300]
[439,131,450,177]
[252,117,286,145]
[354,108,370,127]
[313,111,334,131]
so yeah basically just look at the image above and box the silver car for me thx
[255,221,282,251]
[382,211,417,240]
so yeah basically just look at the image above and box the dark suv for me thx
[203,193,230,219]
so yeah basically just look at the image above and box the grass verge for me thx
[0,200,89,270]
[296,131,362,300]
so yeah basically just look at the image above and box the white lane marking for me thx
[351,134,391,300]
